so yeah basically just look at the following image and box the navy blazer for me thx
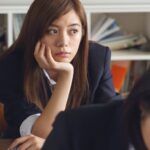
[42,100,128,150]
[0,41,121,138]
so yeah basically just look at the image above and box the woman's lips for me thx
[55,52,71,58]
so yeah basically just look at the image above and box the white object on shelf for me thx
[111,49,150,61]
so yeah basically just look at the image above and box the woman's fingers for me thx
[37,43,49,68]
[34,42,49,69]
[26,145,41,150]
[45,45,56,67]
[24,137,45,150]
[16,137,34,150]
[34,42,59,71]
[7,135,31,150]
[7,135,45,150]
[34,41,41,56]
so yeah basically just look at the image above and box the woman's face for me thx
[41,10,83,63]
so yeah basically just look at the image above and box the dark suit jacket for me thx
[0,41,121,138]
[42,100,128,150]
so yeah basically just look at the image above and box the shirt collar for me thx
[43,69,56,85]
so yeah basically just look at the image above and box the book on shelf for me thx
[97,24,120,41]
[91,14,107,38]
[129,61,148,87]
[100,34,147,51]
[111,61,130,92]
[91,17,120,41]
[91,16,148,51]
[118,61,148,94]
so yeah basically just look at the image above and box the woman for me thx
[0,0,120,147]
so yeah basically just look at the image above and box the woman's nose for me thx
[56,32,69,47]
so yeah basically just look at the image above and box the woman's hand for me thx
[34,41,73,77]
[7,134,45,150]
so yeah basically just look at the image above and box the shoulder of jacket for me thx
[0,49,22,67]
[89,40,109,52]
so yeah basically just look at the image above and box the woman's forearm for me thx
[31,69,74,138]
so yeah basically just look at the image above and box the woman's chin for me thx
[54,58,71,63]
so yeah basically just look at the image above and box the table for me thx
[0,139,13,150]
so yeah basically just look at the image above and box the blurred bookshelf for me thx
[1,2,150,95]
[84,2,150,96]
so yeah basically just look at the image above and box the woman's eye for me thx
[70,29,78,35]
[47,29,58,35]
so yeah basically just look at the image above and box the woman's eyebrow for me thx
[49,23,81,28]
[68,23,81,27]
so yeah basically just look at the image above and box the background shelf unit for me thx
[84,3,150,92]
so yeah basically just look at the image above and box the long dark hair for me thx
[125,69,150,150]
[0,0,89,109]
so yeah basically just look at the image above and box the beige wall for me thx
[0,0,150,5]
[0,0,33,5]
